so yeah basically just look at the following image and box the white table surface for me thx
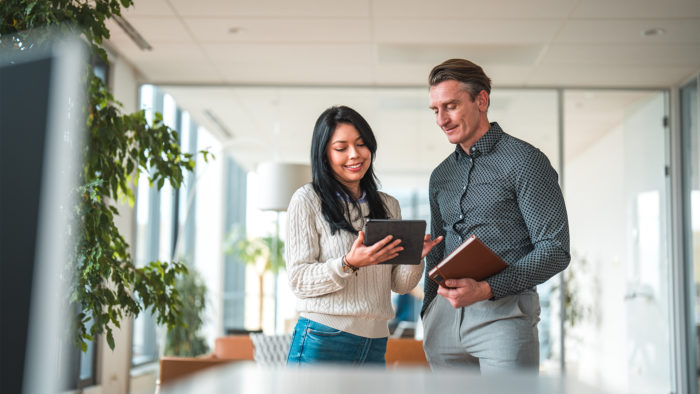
[159,362,606,394]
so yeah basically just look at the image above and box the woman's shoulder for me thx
[289,183,318,208]
[377,190,401,218]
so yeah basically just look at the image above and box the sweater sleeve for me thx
[384,194,425,294]
[285,187,353,299]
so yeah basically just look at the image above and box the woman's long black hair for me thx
[310,105,388,235]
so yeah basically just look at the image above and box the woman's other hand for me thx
[421,234,443,259]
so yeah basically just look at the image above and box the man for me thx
[422,58,570,372]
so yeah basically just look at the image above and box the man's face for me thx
[429,80,489,150]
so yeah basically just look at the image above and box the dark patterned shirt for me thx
[422,122,570,314]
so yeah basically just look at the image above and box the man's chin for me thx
[446,134,461,145]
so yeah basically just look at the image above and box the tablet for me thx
[362,219,427,265]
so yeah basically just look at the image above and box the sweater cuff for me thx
[328,256,354,279]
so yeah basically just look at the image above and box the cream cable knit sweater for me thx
[285,183,424,338]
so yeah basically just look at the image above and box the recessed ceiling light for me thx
[641,27,666,37]
[228,27,243,34]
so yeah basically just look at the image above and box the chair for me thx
[385,338,428,367]
[159,335,256,386]
[214,335,256,360]
[249,333,292,367]
[158,357,235,385]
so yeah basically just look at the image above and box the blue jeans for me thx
[286,317,387,366]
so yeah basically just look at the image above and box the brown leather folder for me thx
[428,235,507,286]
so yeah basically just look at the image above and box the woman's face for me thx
[325,122,371,192]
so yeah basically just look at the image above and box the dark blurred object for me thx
[0,30,86,394]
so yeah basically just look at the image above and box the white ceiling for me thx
[104,0,700,188]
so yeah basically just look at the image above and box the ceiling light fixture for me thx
[228,27,243,34]
[640,27,666,37]
[112,15,153,51]
[204,109,234,138]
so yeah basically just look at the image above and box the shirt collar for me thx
[453,122,504,161]
[336,190,367,203]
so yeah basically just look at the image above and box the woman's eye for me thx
[335,148,346,152]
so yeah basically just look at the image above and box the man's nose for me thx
[436,111,449,127]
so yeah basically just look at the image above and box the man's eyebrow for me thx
[429,99,459,109]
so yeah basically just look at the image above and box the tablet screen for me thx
[362,219,426,265]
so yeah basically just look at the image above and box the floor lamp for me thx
[256,162,311,332]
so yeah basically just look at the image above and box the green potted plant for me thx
[164,267,209,357]
[225,229,285,330]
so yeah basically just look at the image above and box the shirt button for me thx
[459,214,463,219]
[463,185,466,190]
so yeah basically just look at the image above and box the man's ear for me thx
[477,90,489,111]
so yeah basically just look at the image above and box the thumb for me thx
[354,230,365,247]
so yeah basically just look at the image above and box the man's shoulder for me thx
[496,132,553,166]
[498,132,538,154]
[430,152,458,181]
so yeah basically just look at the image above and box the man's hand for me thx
[437,278,493,308]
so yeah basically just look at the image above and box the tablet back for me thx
[362,219,426,265]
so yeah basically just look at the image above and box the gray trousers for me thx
[422,289,540,373]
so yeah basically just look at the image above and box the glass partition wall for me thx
[563,90,672,393]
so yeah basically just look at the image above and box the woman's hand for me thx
[421,234,443,259]
[344,231,403,268]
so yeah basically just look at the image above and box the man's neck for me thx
[459,120,491,154]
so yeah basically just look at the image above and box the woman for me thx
[285,105,442,366]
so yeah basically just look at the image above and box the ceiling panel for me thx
[183,18,372,43]
[115,17,195,43]
[372,0,578,18]
[555,19,700,44]
[121,0,177,17]
[201,43,374,64]
[571,0,700,18]
[373,19,562,44]
[541,44,700,66]
[168,0,370,17]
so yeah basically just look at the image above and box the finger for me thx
[443,278,472,288]
[371,235,397,253]
[371,234,394,249]
[383,241,404,256]
[437,285,450,297]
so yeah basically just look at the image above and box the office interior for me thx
[19,1,700,393]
